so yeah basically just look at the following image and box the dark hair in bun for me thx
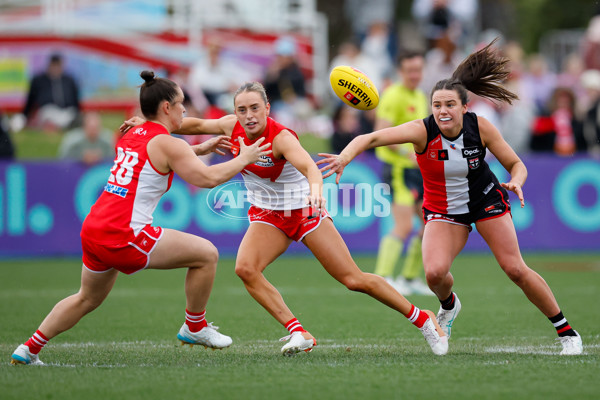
[140,70,156,85]
[139,70,179,118]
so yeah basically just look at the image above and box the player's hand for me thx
[501,181,525,208]
[192,135,232,156]
[237,137,272,165]
[119,116,146,133]
[316,153,349,185]
[306,191,327,211]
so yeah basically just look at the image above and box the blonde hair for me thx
[233,82,269,105]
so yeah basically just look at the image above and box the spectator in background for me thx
[579,69,600,155]
[187,39,242,113]
[344,0,395,43]
[0,111,15,159]
[360,21,395,89]
[421,31,464,96]
[498,40,535,155]
[556,53,585,114]
[549,88,581,156]
[263,36,314,130]
[412,0,479,50]
[582,6,600,71]
[521,54,556,115]
[530,87,582,155]
[264,36,307,108]
[20,53,81,132]
[330,103,363,154]
[329,40,383,90]
[59,111,114,166]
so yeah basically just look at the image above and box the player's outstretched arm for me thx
[317,120,426,184]
[174,115,237,136]
[158,136,271,188]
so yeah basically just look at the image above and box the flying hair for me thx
[431,38,518,106]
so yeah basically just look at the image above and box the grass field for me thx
[1,253,599,399]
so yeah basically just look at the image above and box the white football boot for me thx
[558,331,583,355]
[11,344,44,365]
[177,323,232,349]
[280,331,317,356]
[419,311,448,356]
[436,293,461,338]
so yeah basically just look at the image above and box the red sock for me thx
[24,330,48,355]
[284,318,305,334]
[405,305,429,329]
[185,309,208,333]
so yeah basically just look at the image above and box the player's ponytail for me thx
[431,38,518,106]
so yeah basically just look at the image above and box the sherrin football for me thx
[329,65,379,110]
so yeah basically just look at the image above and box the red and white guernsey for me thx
[81,121,174,245]
[230,117,309,210]
[416,112,501,214]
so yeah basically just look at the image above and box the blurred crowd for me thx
[2,0,600,164]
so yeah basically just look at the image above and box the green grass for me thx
[10,113,127,159]
[1,253,599,399]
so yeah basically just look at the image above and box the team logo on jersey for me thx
[468,157,480,169]
[427,149,449,161]
[133,127,147,136]
[255,155,275,167]
[462,147,482,158]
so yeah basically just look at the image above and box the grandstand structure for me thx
[0,0,329,113]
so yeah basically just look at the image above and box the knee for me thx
[424,264,449,287]
[77,292,105,312]
[341,273,373,293]
[502,263,527,283]
[235,260,259,283]
[192,242,218,270]
[204,243,219,267]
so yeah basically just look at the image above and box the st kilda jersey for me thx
[416,112,502,214]
[230,117,310,210]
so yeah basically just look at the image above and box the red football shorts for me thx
[82,225,163,275]
[248,205,331,242]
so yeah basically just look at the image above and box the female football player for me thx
[124,81,449,357]
[318,40,582,355]
[11,71,271,365]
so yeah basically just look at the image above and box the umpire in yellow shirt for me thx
[374,50,434,296]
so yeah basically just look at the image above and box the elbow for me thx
[201,177,220,189]
[190,173,220,189]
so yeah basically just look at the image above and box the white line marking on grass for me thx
[484,343,599,355]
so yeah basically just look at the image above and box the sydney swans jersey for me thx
[416,112,501,214]
[230,118,309,210]
[81,122,174,244]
